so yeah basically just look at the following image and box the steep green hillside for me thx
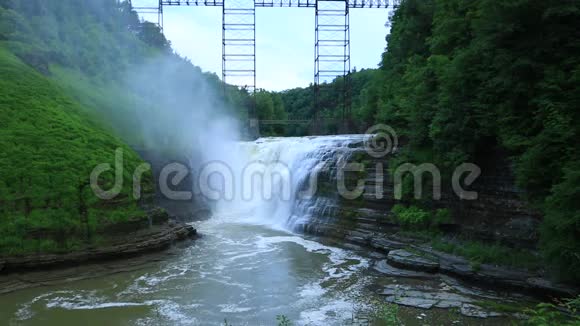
[0,0,247,144]
[0,0,251,255]
[0,47,152,254]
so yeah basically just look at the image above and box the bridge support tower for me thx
[130,0,398,136]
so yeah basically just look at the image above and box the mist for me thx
[126,55,240,158]
[112,53,244,215]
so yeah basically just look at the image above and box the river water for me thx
[0,136,518,325]
[0,216,513,326]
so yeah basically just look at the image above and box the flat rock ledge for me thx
[382,247,577,298]
[380,284,503,318]
[0,222,197,273]
[387,249,440,273]
[300,221,579,298]
[373,259,437,279]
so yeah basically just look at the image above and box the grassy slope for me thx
[0,47,151,254]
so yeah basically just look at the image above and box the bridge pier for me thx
[314,0,351,135]
[247,118,260,139]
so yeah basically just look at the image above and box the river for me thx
[0,136,519,325]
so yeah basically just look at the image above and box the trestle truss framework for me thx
[129,0,399,133]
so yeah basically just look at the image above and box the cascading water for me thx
[212,135,366,231]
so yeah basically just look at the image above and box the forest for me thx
[371,0,580,282]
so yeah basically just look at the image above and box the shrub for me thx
[391,205,452,229]
[431,238,541,270]
[433,208,451,224]
[540,162,580,283]
[524,296,580,326]
[391,204,431,228]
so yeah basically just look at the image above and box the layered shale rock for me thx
[0,221,197,273]
[293,140,578,297]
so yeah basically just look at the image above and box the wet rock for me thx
[440,275,505,300]
[369,251,387,259]
[526,277,579,297]
[345,230,371,245]
[427,250,472,274]
[460,304,501,318]
[441,262,475,277]
[342,243,365,251]
[474,265,530,289]
[435,300,462,309]
[149,207,171,225]
[379,283,504,318]
[416,246,580,297]
[373,260,437,279]
[0,249,180,295]
[369,238,406,253]
[385,295,437,309]
[380,284,477,312]
[389,234,425,244]
[387,249,439,273]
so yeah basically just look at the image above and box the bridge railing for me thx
[160,0,398,8]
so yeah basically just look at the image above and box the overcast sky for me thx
[139,6,391,91]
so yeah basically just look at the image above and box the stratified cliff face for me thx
[286,141,580,296]
[294,142,541,249]
[442,145,542,248]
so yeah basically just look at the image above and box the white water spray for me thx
[211,135,365,230]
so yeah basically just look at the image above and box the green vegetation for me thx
[391,205,450,229]
[390,203,541,269]
[370,0,580,282]
[275,315,293,326]
[475,300,531,315]
[395,227,542,270]
[0,0,242,254]
[255,90,287,136]
[278,68,378,135]
[0,46,150,254]
[391,204,431,228]
[523,296,580,326]
[373,303,401,326]
[431,238,541,270]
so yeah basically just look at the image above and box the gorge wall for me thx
[294,140,542,249]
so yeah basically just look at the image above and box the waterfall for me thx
[211,135,365,231]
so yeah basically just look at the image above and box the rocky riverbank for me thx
[0,218,197,295]
[291,141,578,303]
[0,221,197,274]
[298,194,578,300]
